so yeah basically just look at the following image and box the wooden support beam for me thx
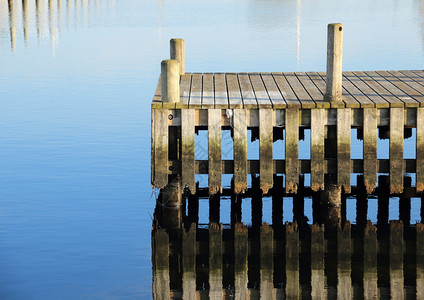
[363,108,377,194]
[337,108,351,192]
[390,108,404,194]
[325,23,343,102]
[286,108,299,193]
[259,108,273,194]
[181,109,196,193]
[153,109,168,188]
[208,109,222,194]
[311,109,325,191]
[417,107,424,192]
[233,109,248,194]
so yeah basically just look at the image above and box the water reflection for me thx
[152,177,424,299]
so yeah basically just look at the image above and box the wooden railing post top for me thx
[170,38,185,75]
[161,59,180,103]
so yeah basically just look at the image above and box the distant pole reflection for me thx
[7,0,16,51]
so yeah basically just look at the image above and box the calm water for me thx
[1,0,424,299]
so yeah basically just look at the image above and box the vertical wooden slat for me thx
[152,229,170,299]
[286,108,299,193]
[311,109,325,191]
[181,109,196,193]
[337,108,351,192]
[311,224,326,300]
[363,108,377,194]
[209,223,223,300]
[286,222,300,298]
[390,108,404,194]
[153,109,168,189]
[389,221,404,300]
[260,223,274,300]
[233,109,247,194]
[259,108,273,194]
[337,222,351,299]
[234,223,248,300]
[208,109,222,194]
[416,223,424,299]
[417,107,424,192]
[182,224,196,300]
[363,221,378,300]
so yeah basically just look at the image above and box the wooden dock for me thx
[151,25,424,198]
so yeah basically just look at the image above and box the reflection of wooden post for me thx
[377,175,390,229]
[152,228,170,299]
[399,177,411,226]
[209,223,223,300]
[363,221,378,300]
[321,183,342,230]
[356,176,368,230]
[234,223,248,300]
[390,220,404,300]
[417,223,424,299]
[311,224,326,299]
[325,23,343,102]
[286,222,300,298]
[337,222,351,299]
[182,224,196,300]
[260,223,274,299]
[209,194,220,224]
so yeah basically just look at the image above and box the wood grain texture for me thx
[389,108,404,194]
[233,109,248,194]
[259,108,273,194]
[286,108,299,193]
[417,107,424,192]
[208,109,222,194]
[181,109,196,194]
[153,109,168,188]
[311,109,325,191]
[363,108,377,194]
[337,108,351,192]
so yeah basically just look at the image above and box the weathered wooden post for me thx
[161,59,180,103]
[170,38,185,75]
[324,23,343,102]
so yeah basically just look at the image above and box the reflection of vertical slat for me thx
[389,221,404,300]
[417,108,424,192]
[286,222,300,298]
[260,223,274,299]
[259,108,273,194]
[22,0,29,45]
[8,0,16,51]
[233,109,247,194]
[311,224,326,300]
[182,224,196,300]
[390,108,404,194]
[337,108,351,192]
[153,109,168,188]
[234,223,248,300]
[337,222,351,299]
[311,109,325,191]
[416,223,424,299]
[181,109,195,193]
[363,108,377,194]
[286,108,299,193]
[363,221,378,300]
[152,229,170,300]
[208,109,222,194]
[209,223,223,300]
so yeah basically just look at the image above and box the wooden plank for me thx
[202,73,215,108]
[234,223,248,300]
[337,108,351,192]
[311,224,326,300]
[259,108,273,194]
[261,73,287,109]
[286,223,300,298]
[208,109,222,194]
[226,73,243,109]
[176,73,191,109]
[260,224,274,300]
[353,71,404,108]
[214,73,229,109]
[238,73,257,109]
[181,109,196,194]
[272,72,301,109]
[378,70,424,107]
[389,221,404,300]
[189,73,202,109]
[152,76,163,108]
[182,224,196,300]
[250,73,272,108]
[345,71,389,108]
[297,72,329,108]
[390,107,404,194]
[417,107,424,192]
[363,108,377,194]
[209,223,223,300]
[363,222,378,300]
[366,71,419,108]
[285,108,299,193]
[284,72,316,109]
[315,72,360,108]
[153,109,168,189]
[310,109,325,191]
[339,72,374,108]
[233,109,248,194]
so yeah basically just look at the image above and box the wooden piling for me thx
[311,109,325,191]
[286,108,299,193]
[170,38,185,75]
[182,223,196,300]
[234,223,248,300]
[325,23,343,102]
[337,108,351,192]
[209,223,223,300]
[259,108,273,194]
[311,224,326,300]
[286,222,300,298]
[363,221,378,300]
[363,108,378,194]
[152,109,168,189]
[233,109,248,194]
[181,109,196,193]
[390,108,404,194]
[389,220,404,300]
[161,59,180,103]
[417,107,424,192]
[208,109,222,194]
[337,222,351,299]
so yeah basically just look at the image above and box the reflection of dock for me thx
[152,217,424,299]
[152,25,424,205]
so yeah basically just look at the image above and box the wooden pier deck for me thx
[151,28,424,197]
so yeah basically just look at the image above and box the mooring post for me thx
[161,59,180,103]
[324,23,343,102]
[170,38,185,75]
